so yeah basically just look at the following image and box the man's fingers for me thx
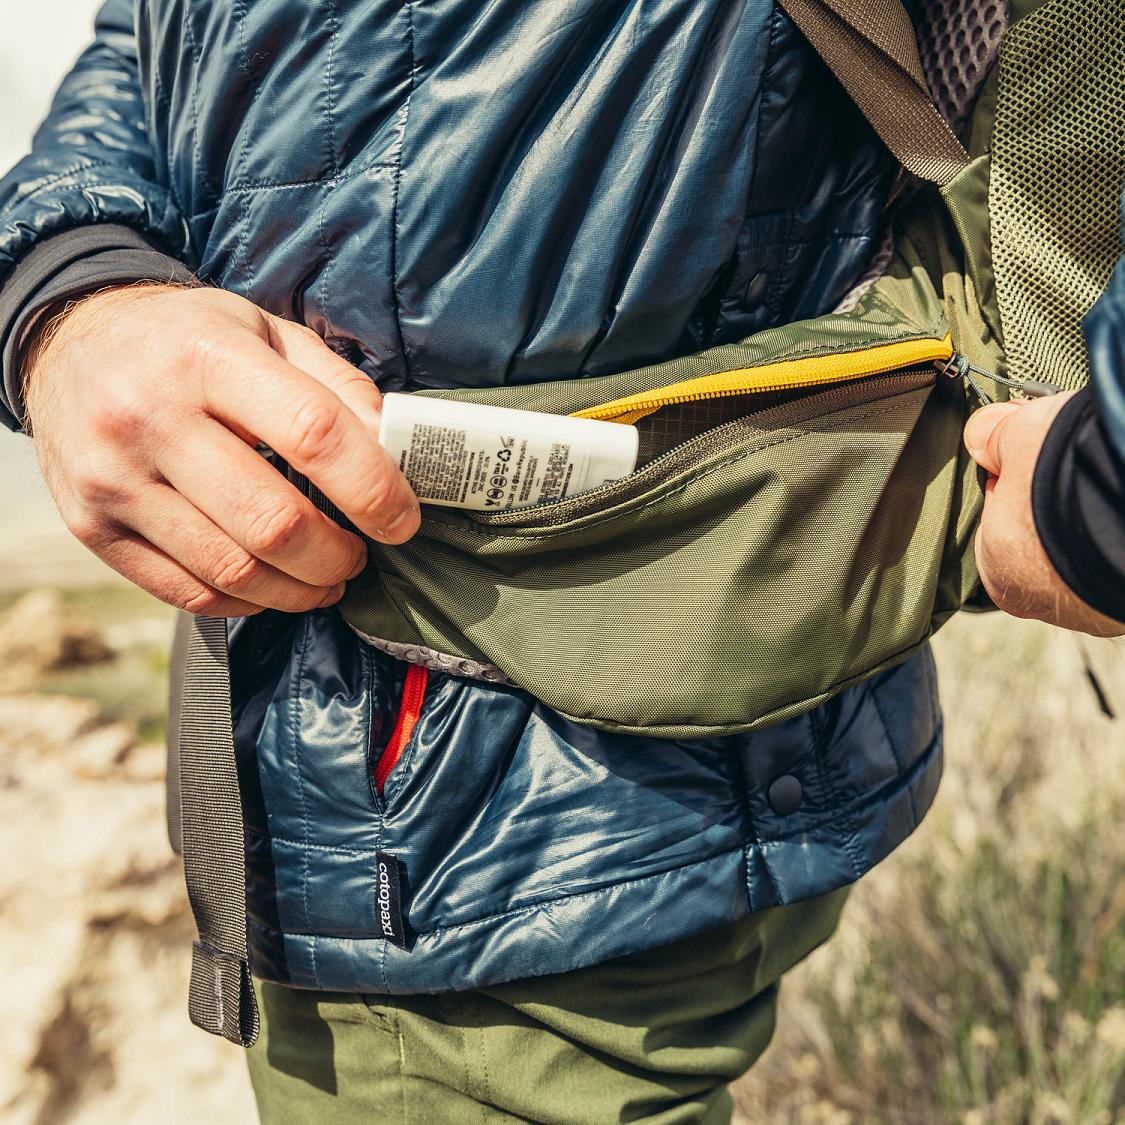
[94,532,264,618]
[120,483,347,612]
[155,419,368,586]
[201,332,420,543]
[267,318,384,432]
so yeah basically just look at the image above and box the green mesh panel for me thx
[990,0,1125,390]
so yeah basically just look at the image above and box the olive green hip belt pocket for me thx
[339,324,980,738]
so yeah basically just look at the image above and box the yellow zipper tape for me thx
[573,335,954,423]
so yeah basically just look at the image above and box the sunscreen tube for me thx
[378,393,639,511]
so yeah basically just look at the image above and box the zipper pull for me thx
[936,354,1060,406]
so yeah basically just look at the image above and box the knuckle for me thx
[351,475,401,526]
[325,550,363,585]
[88,380,155,445]
[205,544,263,593]
[179,585,227,616]
[92,388,152,444]
[64,509,113,550]
[316,554,359,587]
[242,306,272,340]
[286,397,344,465]
[179,328,239,377]
[69,454,128,508]
[178,328,218,371]
[244,500,309,557]
[343,369,382,405]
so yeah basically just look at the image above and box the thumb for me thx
[963,402,1021,476]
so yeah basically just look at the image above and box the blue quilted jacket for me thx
[0,0,957,993]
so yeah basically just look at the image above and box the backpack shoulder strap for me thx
[777,0,971,185]
[164,610,190,855]
[174,613,260,1047]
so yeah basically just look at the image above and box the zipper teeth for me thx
[593,360,910,416]
[375,664,428,795]
[471,366,936,529]
[576,336,954,422]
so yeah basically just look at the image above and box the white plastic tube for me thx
[378,393,639,511]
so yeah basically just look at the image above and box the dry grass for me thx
[735,615,1125,1124]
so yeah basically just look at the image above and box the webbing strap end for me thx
[189,941,260,1047]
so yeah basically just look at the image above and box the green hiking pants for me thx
[247,888,847,1124]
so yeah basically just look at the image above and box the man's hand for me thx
[25,285,420,617]
[964,392,1123,637]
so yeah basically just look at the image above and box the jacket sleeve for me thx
[1031,197,1125,625]
[1084,240,1125,464]
[0,0,192,431]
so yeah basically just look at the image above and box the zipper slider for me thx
[936,354,1060,406]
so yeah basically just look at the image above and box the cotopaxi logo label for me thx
[375,851,408,949]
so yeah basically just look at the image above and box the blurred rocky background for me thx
[1,4,1122,1124]
[0,589,256,1124]
[0,7,255,1121]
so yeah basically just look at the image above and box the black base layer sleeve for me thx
[1032,387,1125,624]
[0,224,195,432]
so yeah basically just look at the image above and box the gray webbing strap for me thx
[164,611,190,856]
[176,613,260,1047]
[777,0,971,185]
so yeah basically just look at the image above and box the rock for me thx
[0,694,102,754]
[0,589,115,692]
[69,721,139,779]
[0,694,167,780]
[119,740,167,784]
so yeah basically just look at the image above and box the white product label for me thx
[378,394,639,512]
[400,425,574,509]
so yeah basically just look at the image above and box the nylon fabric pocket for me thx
[341,365,970,738]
